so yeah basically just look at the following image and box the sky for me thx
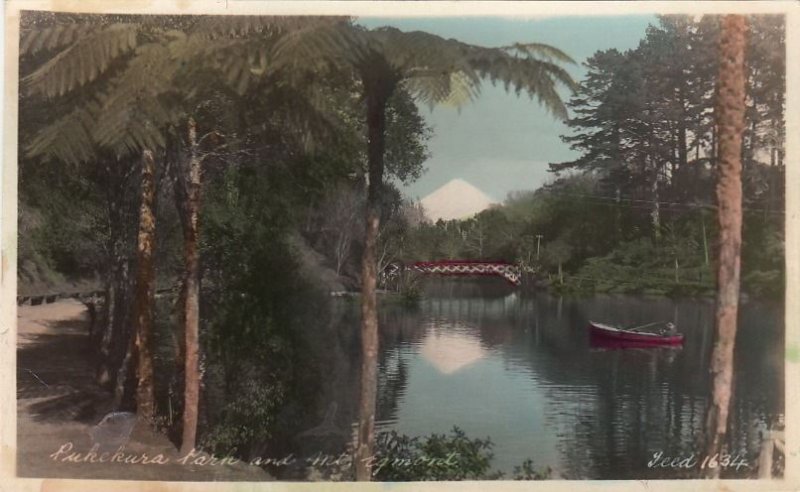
[356,15,658,203]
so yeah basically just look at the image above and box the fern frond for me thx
[25,102,100,164]
[22,23,140,97]
[468,51,575,118]
[169,17,350,95]
[372,26,575,117]
[265,75,355,151]
[404,69,481,110]
[213,39,261,95]
[191,15,348,40]
[377,28,463,70]
[93,42,182,154]
[500,43,577,64]
[93,96,171,156]
[442,70,481,107]
[271,20,373,74]
[20,22,95,56]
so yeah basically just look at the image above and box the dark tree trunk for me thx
[701,209,710,267]
[355,69,395,482]
[704,15,746,479]
[132,149,158,423]
[99,158,137,393]
[97,174,122,387]
[113,306,135,409]
[711,125,718,167]
[678,121,688,170]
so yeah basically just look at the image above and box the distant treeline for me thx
[400,16,784,299]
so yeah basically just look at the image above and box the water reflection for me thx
[419,329,487,375]
[319,278,783,479]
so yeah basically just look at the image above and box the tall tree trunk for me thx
[98,159,134,389]
[701,209,710,267]
[98,167,121,387]
[615,187,622,240]
[678,117,688,170]
[133,149,158,423]
[113,308,135,409]
[711,125,718,167]
[178,118,202,454]
[165,137,186,375]
[704,15,746,478]
[355,73,394,481]
[651,166,661,242]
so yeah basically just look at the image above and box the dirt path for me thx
[16,299,272,481]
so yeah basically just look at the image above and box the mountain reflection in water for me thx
[419,328,487,375]
[321,278,783,479]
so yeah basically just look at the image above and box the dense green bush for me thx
[200,367,287,456]
[369,427,550,481]
[373,427,500,481]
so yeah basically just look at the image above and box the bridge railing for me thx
[384,260,528,286]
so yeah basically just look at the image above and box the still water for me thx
[354,279,783,479]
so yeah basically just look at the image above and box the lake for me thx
[332,278,784,479]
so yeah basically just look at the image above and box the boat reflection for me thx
[589,333,684,352]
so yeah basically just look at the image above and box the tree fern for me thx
[500,43,577,64]
[20,22,96,56]
[22,23,140,97]
[25,102,100,164]
[271,21,579,480]
[23,15,360,163]
[93,42,183,153]
[189,15,347,40]
[270,20,375,75]
[350,26,577,117]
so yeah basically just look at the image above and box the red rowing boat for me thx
[588,321,684,345]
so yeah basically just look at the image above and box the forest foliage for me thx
[395,16,784,299]
[17,12,436,462]
[16,12,784,480]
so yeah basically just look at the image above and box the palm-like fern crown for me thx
[21,15,575,165]
[271,23,577,117]
[21,14,350,164]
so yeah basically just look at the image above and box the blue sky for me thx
[356,15,658,202]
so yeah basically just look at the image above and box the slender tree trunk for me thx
[133,149,158,423]
[165,137,186,371]
[355,72,394,481]
[98,160,131,388]
[615,187,622,240]
[711,125,718,167]
[651,166,661,241]
[98,202,120,386]
[701,210,710,267]
[678,116,688,170]
[704,15,746,479]
[179,118,202,454]
[113,312,134,409]
[107,157,138,409]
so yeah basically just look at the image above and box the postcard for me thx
[1,1,797,491]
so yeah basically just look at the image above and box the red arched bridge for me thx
[385,260,526,286]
